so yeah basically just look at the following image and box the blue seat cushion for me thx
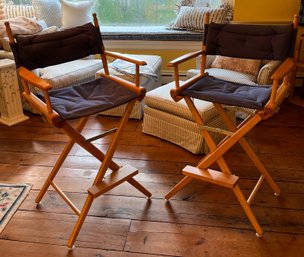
[182,76,272,109]
[36,77,138,120]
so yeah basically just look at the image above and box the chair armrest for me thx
[264,58,295,115]
[105,51,147,66]
[168,50,203,67]
[271,58,294,81]
[18,66,53,91]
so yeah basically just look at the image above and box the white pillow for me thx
[32,0,62,27]
[60,0,93,29]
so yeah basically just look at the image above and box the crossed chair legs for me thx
[36,97,278,247]
[35,99,151,248]
[165,97,280,237]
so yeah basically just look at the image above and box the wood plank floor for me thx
[0,101,303,257]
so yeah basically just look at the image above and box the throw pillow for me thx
[168,6,227,32]
[60,0,93,29]
[32,0,62,27]
[175,0,195,14]
[211,56,262,77]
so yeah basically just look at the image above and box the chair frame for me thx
[165,13,298,236]
[5,14,151,248]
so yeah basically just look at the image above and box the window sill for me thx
[101,26,203,50]
[100,26,203,41]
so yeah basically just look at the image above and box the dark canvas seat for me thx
[182,76,272,109]
[165,13,298,237]
[36,77,138,120]
[5,14,151,248]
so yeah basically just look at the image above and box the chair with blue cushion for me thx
[165,13,298,236]
[5,13,151,248]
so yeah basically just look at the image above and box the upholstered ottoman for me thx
[142,82,236,154]
[96,54,162,119]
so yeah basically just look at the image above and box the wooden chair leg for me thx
[213,103,280,195]
[165,176,193,200]
[35,117,89,204]
[165,97,264,235]
[67,194,94,248]
[67,100,151,248]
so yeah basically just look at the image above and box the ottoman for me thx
[96,54,162,119]
[142,82,236,154]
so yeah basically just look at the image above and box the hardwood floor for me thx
[0,101,303,257]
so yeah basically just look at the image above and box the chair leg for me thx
[67,194,94,249]
[213,103,280,195]
[35,117,89,204]
[165,176,193,200]
[165,97,264,235]
[67,99,151,248]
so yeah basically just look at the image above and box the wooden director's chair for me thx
[5,14,151,248]
[165,14,298,236]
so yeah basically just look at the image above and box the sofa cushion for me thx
[145,81,220,122]
[31,59,102,91]
[206,68,258,85]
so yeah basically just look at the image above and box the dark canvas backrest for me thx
[10,22,104,70]
[205,22,296,61]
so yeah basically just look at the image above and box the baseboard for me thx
[161,70,188,84]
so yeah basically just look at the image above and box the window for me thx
[93,0,176,26]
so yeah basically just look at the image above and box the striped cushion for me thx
[4,4,35,19]
[168,6,227,32]
[257,60,282,85]
[206,68,257,85]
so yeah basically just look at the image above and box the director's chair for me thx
[5,14,151,248]
[165,14,298,236]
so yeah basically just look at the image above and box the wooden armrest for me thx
[18,66,53,91]
[170,73,208,102]
[99,73,146,99]
[168,50,203,67]
[271,58,295,81]
[105,51,147,66]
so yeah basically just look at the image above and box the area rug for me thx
[0,183,32,233]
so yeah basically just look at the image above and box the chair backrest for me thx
[9,22,105,70]
[204,22,297,61]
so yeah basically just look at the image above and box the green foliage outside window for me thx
[93,0,176,26]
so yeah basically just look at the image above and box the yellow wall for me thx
[233,0,301,22]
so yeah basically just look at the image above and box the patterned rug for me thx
[0,183,32,233]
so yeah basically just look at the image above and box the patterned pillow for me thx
[32,0,62,27]
[211,56,262,77]
[168,6,227,32]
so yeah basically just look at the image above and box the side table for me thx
[0,59,28,126]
